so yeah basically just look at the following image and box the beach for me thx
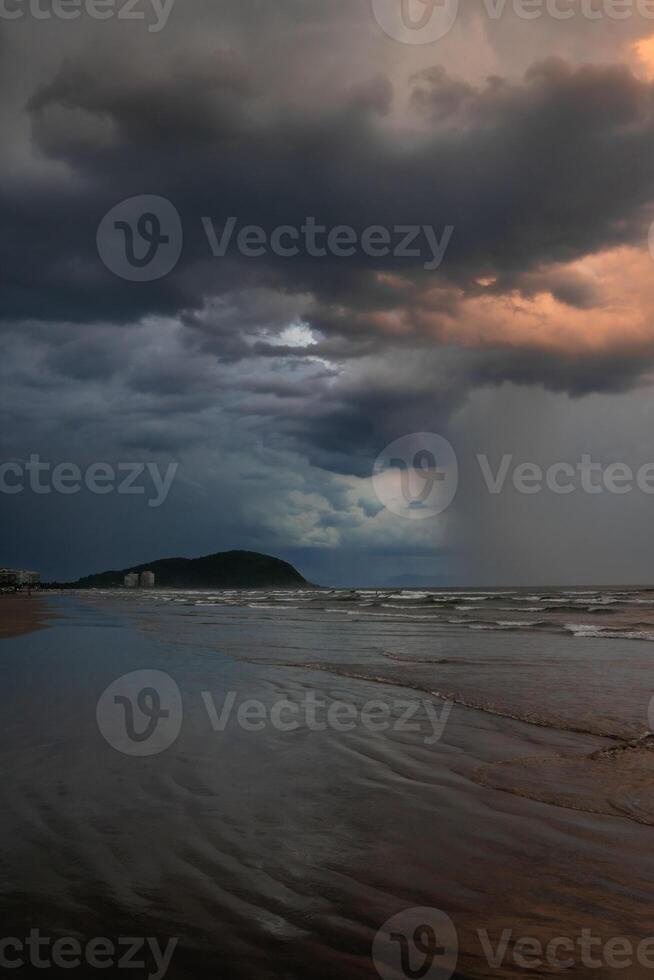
[0,593,52,639]
[1,588,654,979]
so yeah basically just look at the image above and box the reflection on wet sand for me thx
[2,589,654,978]
[0,593,53,639]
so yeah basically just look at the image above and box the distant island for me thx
[46,550,309,590]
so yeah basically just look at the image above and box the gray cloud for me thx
[4,3,654,582]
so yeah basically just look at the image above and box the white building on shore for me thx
[0,568,40,588]
[123,571,155,588]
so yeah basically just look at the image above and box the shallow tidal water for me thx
[2,588,654,978]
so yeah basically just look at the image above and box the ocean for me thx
[2,588,654,978]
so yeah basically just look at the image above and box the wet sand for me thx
[3,590,654,978]
[0,593,52,639]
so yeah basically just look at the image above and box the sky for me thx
[4,0,654,585]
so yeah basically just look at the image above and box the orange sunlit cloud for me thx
[449,248,654,353]
[366,247,654,355]
[632,33,654,80]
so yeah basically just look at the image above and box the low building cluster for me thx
[124,571,156,588]
[0,568,41,589]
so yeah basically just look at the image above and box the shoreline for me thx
[0,593,54,640]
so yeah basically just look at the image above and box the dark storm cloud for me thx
[5,46,654,456]
[3,48,654,340]
[6,1,654,585]
[469,345,654,396]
